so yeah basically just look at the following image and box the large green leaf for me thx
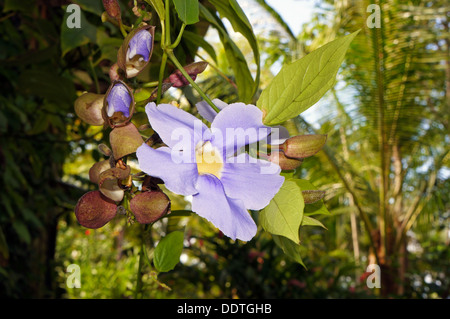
[172,0,199,25]
[60,6,97,57]
[183,30,217,63]
[259,179,304,244]
[199,4,255,103]
[302,216,327,229]
[257,30,359,125]
[153,231,184,272]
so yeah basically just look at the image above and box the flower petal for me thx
[191,174,257,241]
[210,103,270,157]
[136,144,199,196]
[145,102,210,152]
[220,153,284,210]
[267,125,290,145]
[195,98,228,123]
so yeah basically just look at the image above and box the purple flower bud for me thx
[127,29,152,63]
[117,25,155,78]
[106,82,131,117]
[103,80,135,128]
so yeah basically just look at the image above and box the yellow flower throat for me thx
[196,141,223,179]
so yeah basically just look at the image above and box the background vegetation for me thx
[0,0,448,298]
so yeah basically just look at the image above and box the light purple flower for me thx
[196,99,290,145]
[106,82,132,118]
[136,100,284,241]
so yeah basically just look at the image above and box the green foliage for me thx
[260,180,304,244]
[60,6,97,56]
[154,230,185,272]
[172,0,199,25]
[199,3,255,103]
[257,31,359,125]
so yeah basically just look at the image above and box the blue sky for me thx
[264,0,317,35]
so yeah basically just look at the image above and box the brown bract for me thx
[268,151,303,170]
[75,191,117,229]
[281,134,327,159]
[98,165,131,202]
[130,191,170,224]
[74,93,105,126]
[109,123,144,160]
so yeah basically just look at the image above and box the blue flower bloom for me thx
[136,100,284,241]
[106,82,132,118]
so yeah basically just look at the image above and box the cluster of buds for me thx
[73,1,208,229]
[269,134,328,204]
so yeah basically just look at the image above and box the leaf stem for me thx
[165,0,171,45]
[168,23,186,49]
[157,52,168,103]
[142,81,160,88]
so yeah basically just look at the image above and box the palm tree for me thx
[257,0,449,296]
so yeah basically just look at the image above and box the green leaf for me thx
[72,0,104,16]
[172,0,199,25]
[208,0,260,98]
[302,216,327,229]
[153,231,184,272]
[199,4,255,103]
[258,30,360,125]
[183,30,217,63]
[259,179,304,244]
[144,0,165,20]
[60,6,97,57]
[304,200,331,216]
[273,235,306,269]
[17,69,76,107]
[3,0,35,15]
[12,221,31,245]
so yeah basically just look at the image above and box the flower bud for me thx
[268,151,303,170]
[109,63,121,81]
[75,191,117,229]
[89,160,111,184]
[102,0,121,20]
[302,190,326,204]
[74,93,105,126]
[130,191,170,224]
[164,62,208,88]
[98,165,131,202]
[117,25,155,78]
[103,80,134,128]
[281,134,327,159]
[109,123,144,159]
[98,143,113,157]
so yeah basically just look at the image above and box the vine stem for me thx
[134,224,149,299]
[167,51,219,113]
